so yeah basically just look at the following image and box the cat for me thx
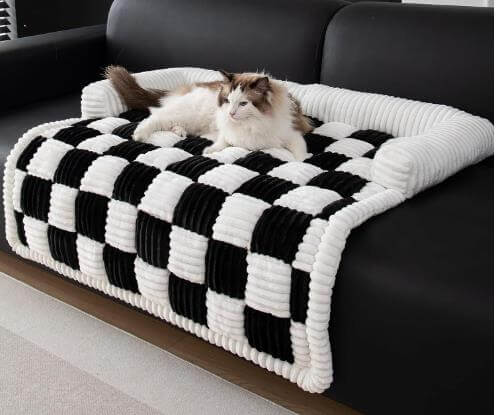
[105,66,312,160]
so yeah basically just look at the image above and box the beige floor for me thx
[0,272,294,415]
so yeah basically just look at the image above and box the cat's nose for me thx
[229,110,237,117]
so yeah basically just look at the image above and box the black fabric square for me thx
[169,273,207,325]
[104,141,158,162]
[48,226,79,270]
[72,118,100,127]
[304,132,335,154]
[112,162,160,206]
[174,137,212,155]
[317,197,356,220]
[118,109,151,122]
[103,244,139,293]
[362,148,378,159]
[305,152,350,171]
[235,175,297,204]
[234,151,285,174]
[244,307,293,363]
[308,171,367,197]
[308,116,324,129]
[20,175,51,221]
[206,240,247,299]
[16,136,47,171]
[136,211,171,269]
[53,149,99,188]
[167,155,220,181]
[112,122,139,140]
[75,191,110,243]
[14,211,27,246]
[53,125,101,146]
[349,129,393,147]
[172,183,227,237]
[251,206,312,264]
[290,268,310,323]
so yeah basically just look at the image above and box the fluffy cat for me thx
[105,66,312,160]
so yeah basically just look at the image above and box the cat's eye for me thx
[240,101,248,107]
[223,98,229,104]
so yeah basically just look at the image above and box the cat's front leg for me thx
[203,136,229,155]
[133,116,166,142]
[286,135,309,161]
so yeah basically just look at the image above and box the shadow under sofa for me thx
[0,1,492,414]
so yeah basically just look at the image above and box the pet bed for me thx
[4,68,493,393]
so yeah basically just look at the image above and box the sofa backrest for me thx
[106,0,346,84]
[321,2,493,121]
[106,0,493,121]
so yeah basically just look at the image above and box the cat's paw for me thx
[171,125,187,138]
[203,145,218,155]
[133,125,151,142]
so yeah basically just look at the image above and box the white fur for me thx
[133,76,309,161]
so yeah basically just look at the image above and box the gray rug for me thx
[0,273,294,415]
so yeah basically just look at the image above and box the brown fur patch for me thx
[217,73,273,113]
[289,95,313,134]
[105,66,166,109]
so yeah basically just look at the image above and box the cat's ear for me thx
[250,76,270,93]
[219,70,234,82]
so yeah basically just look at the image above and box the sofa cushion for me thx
[106,0,347,84]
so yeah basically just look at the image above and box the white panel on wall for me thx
[403,0,493,6]
[0,0,17,41]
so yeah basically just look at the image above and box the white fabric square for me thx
[206,289,246,340]
[105,200,138,253]
[76,235,107,280]
[144,131,184,147]
[275,186,341,215]
[325,138,374,158]
[212,193,270,249]
[269,162,324,185]
[336,157,374,181]
[12,170,26,212]
[48,184,78,232]
[292,218,328,273]
[352,182,385,201]
[134,257,170,305]
[262,148,295,162]
[80,155,129,198]
[314,121,357,139]
[77,134,127,154]
[26,139,72,181]
[87,117,129,133]
[246,253,292,318]
[23,216,50,256]
[198,164,258,193]
[135,147,191,170]
[205,147,249,163]
[139,171,192,223]
[290,321,311,367]
[168,225,208,284]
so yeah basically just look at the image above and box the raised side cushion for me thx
[4,68,492,393]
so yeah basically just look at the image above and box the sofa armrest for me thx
[0,25,106,112]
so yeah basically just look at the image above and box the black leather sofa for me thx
[0,1,492,414]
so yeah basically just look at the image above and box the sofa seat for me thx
[326,158,493,414]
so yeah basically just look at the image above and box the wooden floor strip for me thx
[0,251,359,415]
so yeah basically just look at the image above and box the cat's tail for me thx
[104,65,167,110]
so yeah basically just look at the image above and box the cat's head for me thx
[217,71,272,121]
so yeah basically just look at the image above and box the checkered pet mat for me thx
[5,71,493,393]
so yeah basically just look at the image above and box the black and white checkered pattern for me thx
[12,108,394,366]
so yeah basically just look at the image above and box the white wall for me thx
[403,0,493,6]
